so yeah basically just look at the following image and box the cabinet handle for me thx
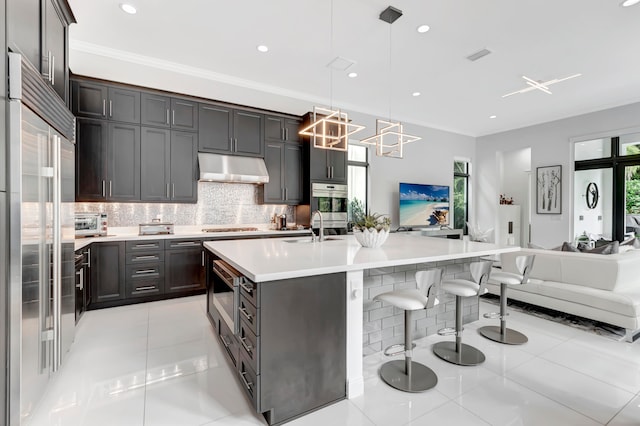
[201,251,205,267]
[285,128,289,140]
[76,270,84,290]
[109,100,112,117]
[240,337,253,355]
[284,187,288,200]
[281,128,285,140]
[327,166,330,179]
[87,248,91,268]
[239,281,253,294]
[234,138,238,151]
[331,166,334,179]
[109,181,112,197]
[135,244,158,249]
[239,306,253,322]
[135,269,157,274]
[135,285,156,291]
[172,183,175,199]
[240,371,253,391]
[134,255,158,260]
[102,180,106,197]
[166,109,170,125]
[176,241,198,246]
[172,110,175,125]
[166,183,170,198]
[220,335,231,349]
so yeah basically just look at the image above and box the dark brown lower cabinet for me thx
[165,246,205,293]
[90,241,126,304]
[208,268,347,425]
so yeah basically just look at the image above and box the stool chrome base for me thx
[379,360,438,392]
[478,325,528,345]
[433,341,486,366]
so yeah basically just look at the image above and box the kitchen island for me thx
[203,233,519,425]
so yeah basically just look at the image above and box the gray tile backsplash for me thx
[362,257,482,354]
[75,182,295,227]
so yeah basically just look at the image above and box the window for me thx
[453,160,470,233]
[348,144,368,222]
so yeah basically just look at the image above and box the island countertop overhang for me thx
[203,234,520,282]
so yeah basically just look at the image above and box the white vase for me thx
[353,228,389,248]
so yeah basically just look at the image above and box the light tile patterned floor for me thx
[27,296,640,426]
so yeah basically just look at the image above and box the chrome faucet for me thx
[311,210,324,242]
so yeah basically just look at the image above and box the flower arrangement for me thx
[352,211,391,248]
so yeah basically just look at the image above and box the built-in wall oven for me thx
[211,259,241,335]
[311,182,348,231]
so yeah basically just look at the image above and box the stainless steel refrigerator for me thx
[7,52,76,425]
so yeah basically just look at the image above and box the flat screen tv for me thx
[399,182,450,229]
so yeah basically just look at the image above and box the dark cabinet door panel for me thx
[165,248,205,293]
[72,81,108,120]
[108,87,141,123]
[170,131,198,202]
[263,142,284,203]
[284,143,303,203]
[328,150,347,184]
[264,116,283,140]
[7,0,41,73]
[284,118,301,143]
[44,0,66,100]
[309,147,329,181]
[233,110,263,157]
[141,93,171,128]
[76,119,107,201]
[199,103,232,153]
[108,123,141,200]
[91,242,126,303]
[171,99,198,131]
[141,127,171,201]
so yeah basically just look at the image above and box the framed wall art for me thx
[536,165,562,214]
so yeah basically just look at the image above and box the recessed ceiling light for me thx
[257,45,269,53]
[417,25,430,33]
[119,3,137,14]
[348,72,358,78]
[621,0,640,6]
[412,92,421,97]
[489,115,497,119]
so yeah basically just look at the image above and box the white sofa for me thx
[487,248,640,342]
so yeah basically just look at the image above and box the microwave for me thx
[75,213,108,237]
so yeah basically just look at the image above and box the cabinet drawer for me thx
[218,318,238,367]
[239,278,258,308]
[239,294,259,336]
[126,240,165,252]
[167,239,202,249]
[126,263,165,282]
[239,319,259,374]
[125,250,164,264]
[126,278,164,298]
[238,350,260,411]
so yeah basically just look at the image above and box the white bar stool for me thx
[478,254,536,345]
[372,268,442,392]
[433,260,493,366]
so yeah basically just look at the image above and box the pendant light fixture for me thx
[361,6,421,159]
[298,0,365,151]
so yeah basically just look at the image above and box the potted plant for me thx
[352,211,391,248]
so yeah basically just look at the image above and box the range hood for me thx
[198,153,269,183]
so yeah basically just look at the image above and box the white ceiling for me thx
[67,0,640,137]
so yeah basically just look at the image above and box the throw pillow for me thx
[561,242,580,252]
[621,237,640,249]
[582,240,619,255]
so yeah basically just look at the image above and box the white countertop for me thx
[74,225,309,251]
[204,233,520,282]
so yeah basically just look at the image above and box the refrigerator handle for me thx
[52,134,62,372]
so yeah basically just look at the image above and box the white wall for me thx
[477,102,640,248]
[347,111,476,229]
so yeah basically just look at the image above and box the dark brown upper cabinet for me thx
[72,80,141,123]
[265,115,302,143]
[199,103,263,157]
[7,0,75,104]
[141,93,198,131]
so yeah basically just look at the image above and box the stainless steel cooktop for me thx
[201,227,259,233]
